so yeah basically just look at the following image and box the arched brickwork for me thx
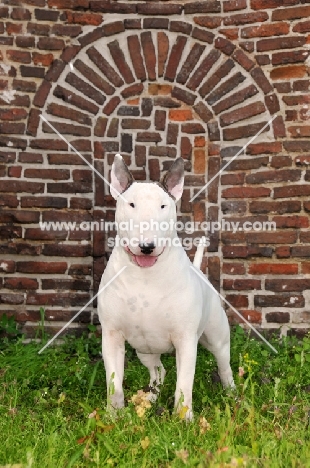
[1,1,309,338]
[29,24,275,301]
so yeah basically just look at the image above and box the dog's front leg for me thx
[174,336,198,421]
[102,330,125,410]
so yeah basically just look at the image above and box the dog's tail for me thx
[193,236,207,270]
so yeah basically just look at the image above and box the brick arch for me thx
[29,21,277,295]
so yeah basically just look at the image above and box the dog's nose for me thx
[139,242,155,255]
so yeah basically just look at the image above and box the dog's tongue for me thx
[134,255,157,268]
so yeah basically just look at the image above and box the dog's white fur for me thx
[98,155,234,420]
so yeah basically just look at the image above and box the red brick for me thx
[90,1,135,13]
[26,292,90,307]
[224,11,268,26]
[266,279,310,292]
[220,101,265,127]
[141,31,157,81]
[242,22,290,38]
[274,184,310,198]
[27,21,50,36]
[193,16,221,29]
[213,84,258,114]
[177,43,206,85]
[251,0,298,9]
[127,35,146,81]
[17,261,67,274]
[38,37,65,51]
[108,39,135,84]
[52,24,82,37]
[87,46,124,87]
[293,20,310,33]
[214,36,236,55]
[192,27,214,44]
[170,20,193,34]
[0,260,15,273]
[8,166,22,178]
[219,28,239,41]
[256,295,303,308]
[138,3,182,15]
[172,87,196,106]
[246,169,301,184]
[199,59,235,97]
[222,187,270,198]
[53,85,99,114]
[224,279,261,290]
[249,263,298,275]
[0,108,27,121]
[271,65,307,80]
[47,0,89,8]
[4,278,38,290]
[224,0,246,11]
[65,10,102,25]
[292,246,310,257]
[225,295,249,308]
[272,5,310,21]
[102,96,121,115]
[250,67,273,93]
[32,52,54,67]
[258,36,306,53]
[247,231,297,244]
[187,49,220,91]
[157,32,169,77]
[6,22,23,35]
[184,1,221,14]
[224,121,270,141]
[6,50,31,64]
[250,200,300,214]
[0,181,44,194]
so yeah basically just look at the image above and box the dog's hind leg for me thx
[199,324,235,389]
[136,352,166,399]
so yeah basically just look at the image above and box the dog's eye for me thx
[161,205,166,209]
[129,202,135,208]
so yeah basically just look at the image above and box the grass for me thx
[0,325,310,467]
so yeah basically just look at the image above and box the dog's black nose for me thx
[139,242,155,255]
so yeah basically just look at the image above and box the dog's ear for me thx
[110,154,134,200]
[161,157,184,202]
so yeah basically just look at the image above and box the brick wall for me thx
[0,0,309,338]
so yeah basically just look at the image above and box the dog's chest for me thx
[114,289,180,354]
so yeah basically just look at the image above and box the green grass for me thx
[0,326,310,467]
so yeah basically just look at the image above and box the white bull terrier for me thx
[97,155,235,420]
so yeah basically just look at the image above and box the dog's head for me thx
[110,154,184,268]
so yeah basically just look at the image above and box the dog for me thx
[97,155,235,420]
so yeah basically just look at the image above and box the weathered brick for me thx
[171,87,196,105]
[199,59,235,97]
[87,47,124,87]
[54,85,99,115]
[251,67,274,93]
[157,32,169,77]
[213,84,259,114]
[214,37,236,56]
[246,169,301,184]
[207,73,246,105]
[192,27,214,44]
[136,132,161,143]
[141,31,157,81]
[266,279,310,292]
[127,35,146,82]
[176,43,205,85]
[121,83,143,99]
[149,146,177,158]
[103,96,121,116]
[222,187,270,198]
[272,5,310,21]
[223,279,261,290]
[0,294,24,305]
[65,72,105,105]
[271,65,307,80]
[90,0,135,13]
[138,3,182,15]
[6,50,31,64]
[187,49,221,91]
[258,36,306,53]
[108,39,135,84]
[274,184,310,198]
[73,59,114,95]
[184,1,221,14]
[170,20,193,34]
[224,121,270,141]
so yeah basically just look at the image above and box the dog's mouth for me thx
[124,247,164,268]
